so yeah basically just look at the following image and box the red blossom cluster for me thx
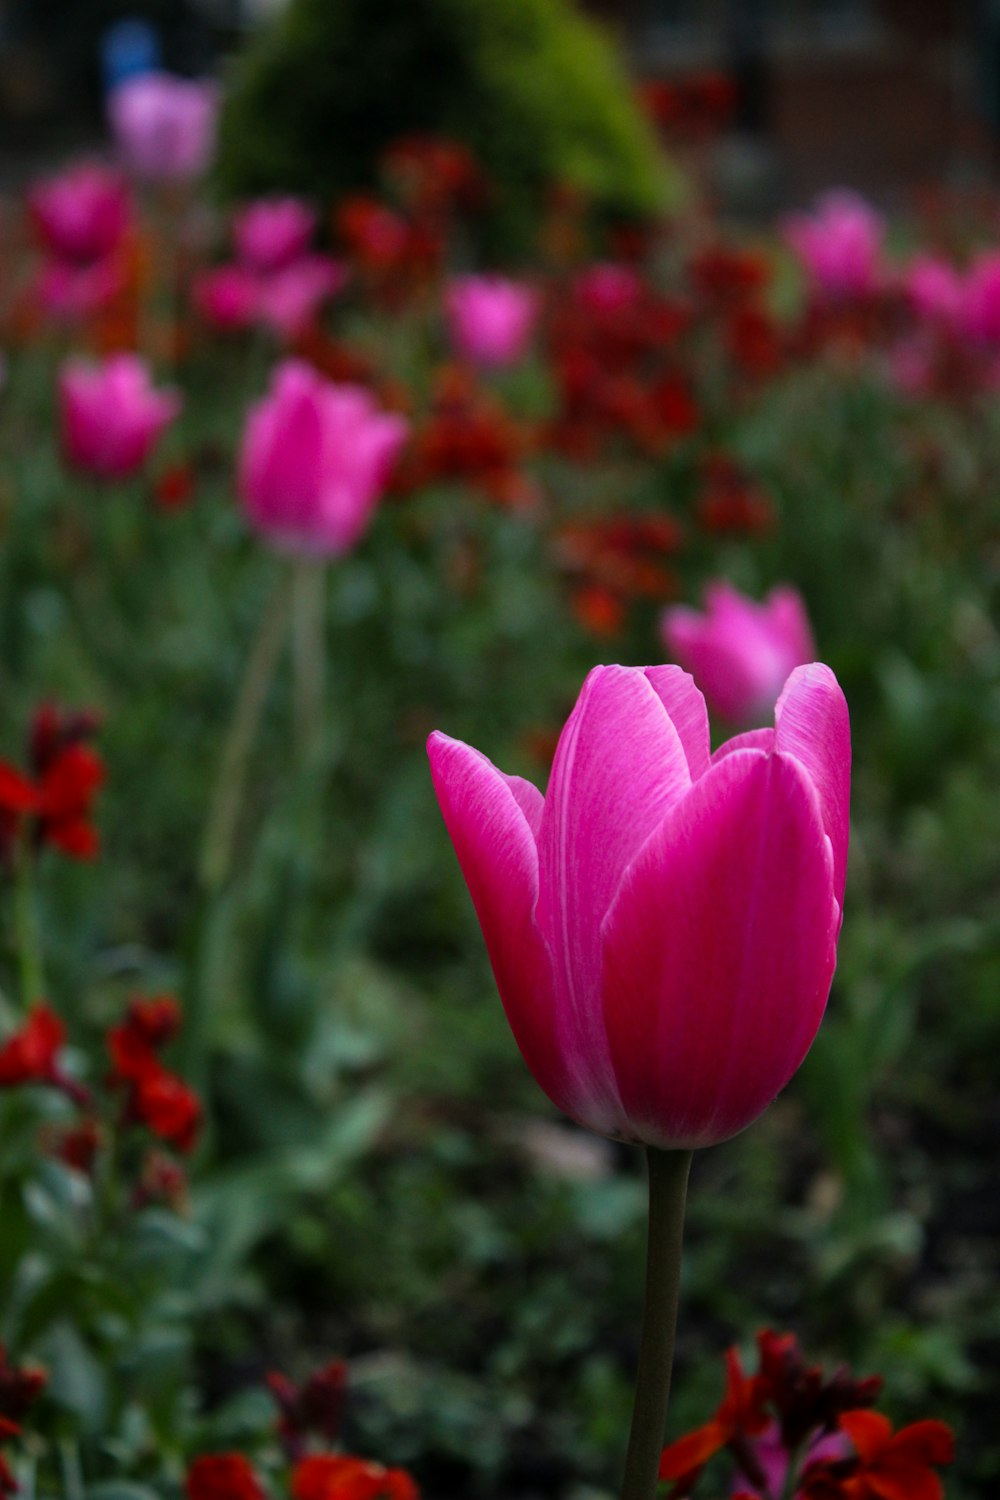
[547,272,697,461]
[391,366,537,507]
[0,1347,47,1496]
[0,705,103,864]
[659,1330,953,1500]
[187,1360,417,1500]
[0,992,201,1208]
[380,135,486,223]
[268,1360,347,1460]
[639,72,738,140]
[553,515,684,637]
[0,1003,88,1104]
[107,994,202,1155]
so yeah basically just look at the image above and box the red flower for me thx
[0,707,104,864]
[268,1359,347,1457]
[132,1066,201,1153]
[659,1347,770,1489]
[0,1348,47,1424]
[0,1005,65,1088]
[44,1118,103,1174]
[123,995,183,1049]
[292,1455,418,1500]
[154,463,196,510]
[186,1455,267,1500]
[107,996,202,1153]
[133,1149,189,1211]
[806,1411,954,1500]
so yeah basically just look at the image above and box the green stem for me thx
[14,840,43,1008]
[199,570,294,895]
[621,1147,693,1500]
[291,557,327,768]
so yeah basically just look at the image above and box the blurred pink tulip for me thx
[572,262,643,315]
[233,197,317,273]
[193,264,259,333]
[254,255,348,340]
[59,354,181,479]
[737,1424,849,1498]
[960,251,1000,346]
[445,274,539,368]
[238,360,408,556]
[428,661,848,1150]
[28,162,130,264]
[783,191,884,300]
[108,72,218,183]
[661,582,815,725]
[36,258,123,321]
[904,255,964,330]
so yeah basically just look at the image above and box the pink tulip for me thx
[904,255,964,330]
[445,274,539,368]
[661,582,815,725]
[233,197,317,273]
[428,661,849,1150]
[783,190,884,300]
[35,257,123,321]
[737,1425,849,1498]
[59,354,181,479]
[193,264,259,333]
[28,162,130,264]
[254,255,348,340]
[238,360,409,557]
[108,72,218,183]
[572,262,643,315]
[960,251,1000,346]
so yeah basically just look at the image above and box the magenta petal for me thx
[713,727,775,763]
[535,667,694,1120]
[427,733,573,1115]
[601,749,838,1148]
[643,666,711,780]
[774,663,851,907]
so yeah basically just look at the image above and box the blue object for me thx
[101,19,161,93]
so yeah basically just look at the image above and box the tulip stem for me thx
[621,1146,693,1500]
[200,569,294,894]
[291,558,327,768]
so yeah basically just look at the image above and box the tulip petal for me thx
[535,666,694,1122]
[643,666,711,780]
[713,728,775,763]
[774,663,851,906]
[428,732,576,1115]
[601,748,837,1148]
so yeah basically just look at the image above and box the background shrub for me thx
[216,0,670,258]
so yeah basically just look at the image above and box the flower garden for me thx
[0,15,999,1500]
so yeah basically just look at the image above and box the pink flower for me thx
[783,191,884,300]
[28,162,130,264]
[736,1423,849,1497]
[35,257,123,321]
[238,360,409,557]
[108,72,218,183]
[233,197,318,273]
[445,275,539,368]
[572,262,643,315]
[904,255,964,330]
[661,582,815,724]
[960,251,1000,346]
[59,354,182,479]
[428,661,849,1150]
[254,255,348,340]
[193,265,259,333]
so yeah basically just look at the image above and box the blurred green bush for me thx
[216,0,670,257]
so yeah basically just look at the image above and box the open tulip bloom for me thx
[428,661,849,1500]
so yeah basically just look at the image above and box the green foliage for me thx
[216,0,669,256]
